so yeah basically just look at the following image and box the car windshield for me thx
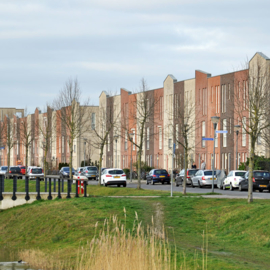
[235,172,246,177]
[204,171,216,176]
[63,167,75,171]
[189,170,198,175]
[20,166,25,169]
[32,168,43,174]
[155,170,168,174]
[86,167,97,171]
[254,172,270,177]
[1,166,7,170]
[108,170,124,175]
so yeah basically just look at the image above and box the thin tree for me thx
[173,102,196,195]
[91,96,119,185]
[0,120,6,167]
[234,55,270,203]
[53,78,92,179]
[5,113,16,173]
[20,109,34,175]
[37,106,55,179]
[123,78,159,189]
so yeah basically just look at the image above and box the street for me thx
[87,180,270,199]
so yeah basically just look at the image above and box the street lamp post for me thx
[234,125,241,170]
[211,116,220,193]
[129,133,134,182]
[114,134,119,168]
[169,139,173,197]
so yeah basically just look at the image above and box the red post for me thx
[80,181,84,194]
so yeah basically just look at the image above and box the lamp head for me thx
[211,116,220,124]
[234,125,241,132]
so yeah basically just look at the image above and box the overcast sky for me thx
[0,0,269,113]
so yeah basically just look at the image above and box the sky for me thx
[0,0,269,113]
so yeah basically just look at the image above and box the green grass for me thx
[1,188,269,269]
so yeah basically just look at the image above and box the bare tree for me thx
[91,95,119,185]
[37,106,55,178]
[173,102,196,195]
[5,113,16,173]
[234,55,270,203]
[53,78,92,179]
[123,78,159,189]
[0,120,6,167]
[20,109,34,175]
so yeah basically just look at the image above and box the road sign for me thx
[216,130,228,134]
[173,143,176,154]
[0,146,4,150]
[202,138,214,141]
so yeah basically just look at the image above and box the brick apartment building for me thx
[0,52,269,173]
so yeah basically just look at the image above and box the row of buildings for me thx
[1,52,269,173]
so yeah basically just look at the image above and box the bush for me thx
[123,168,130,175]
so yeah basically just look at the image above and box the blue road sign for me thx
[216,130,228,134]
[0,146,4,150]
[202,138,214,141]
[173,143,176,154]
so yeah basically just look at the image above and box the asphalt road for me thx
[87,180,270,199]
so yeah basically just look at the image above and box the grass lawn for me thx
[1,186,268,269]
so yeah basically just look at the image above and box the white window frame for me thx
[202,121,206,148]
[242,117,246,147]
[223,119,227,147]
[159,127,162,150]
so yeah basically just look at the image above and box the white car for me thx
[101,168,127,187]
[223,170,247,190]
[28,167,44,180]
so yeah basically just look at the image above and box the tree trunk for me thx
[137,149,141,189]
[248,137,256,203]
[69,148,73,181]
[26,147,28,177]
[98,146,104,186]
[7,148,10,177]
[183,147,188,195]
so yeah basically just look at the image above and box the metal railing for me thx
[0,174,88,201]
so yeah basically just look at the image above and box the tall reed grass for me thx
[19,210,208,270]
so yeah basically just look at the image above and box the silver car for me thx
[28,167,44,180]
[83,166,98,180]
[192,170,217,188]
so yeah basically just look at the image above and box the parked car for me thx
[59,167,75,178]
[239,170,270,192]
[223,170,247,190]
[101,168,127,187]
[146,169,170,185]
[28,167,44,180]
[73,170,88,184]
[8,166,23,179]
[175,169,199,186]
[77,167,85,173]
[18,165,26,175]
[191,170,217,188]
[83,166,98,180]
[0,166,8,175]
[27,166,38,174]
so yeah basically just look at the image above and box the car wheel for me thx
[191,180,194,188]
[239,185,242,191]
[198,181,202,188]
[176,182,179,187]
[123,183,126,187]
[223,184,226,190]
[117,184,120,187]
[230,183,233,191]
[151,180,154,185]
[146,181,149,185]
[162,182,164,185]
[259,189,263,193]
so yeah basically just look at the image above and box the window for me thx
[146,127,150,150]
[91,113,96,130]
[125,131,127,150]
[211,86,213,102]
[222,153,224,169]
[159,127,162,150]
[62,136,64,153]
[228,84,230,100]
[176,124,179,149]
[131,129,135,150]
[74,144,76,153]
[258,133,262,145]
[59,137,61,153]
[223,119,227,147]
[229,118,232,134]
[202,121,205,147]
[242,117,246,147]
[225,153,227,170]
[228,153,231,172]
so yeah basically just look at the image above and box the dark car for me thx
[175,169,199,186]
[146,169,170,185]
[59,167,75,178]
[239,170,270,192]
[8,166,23,179]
